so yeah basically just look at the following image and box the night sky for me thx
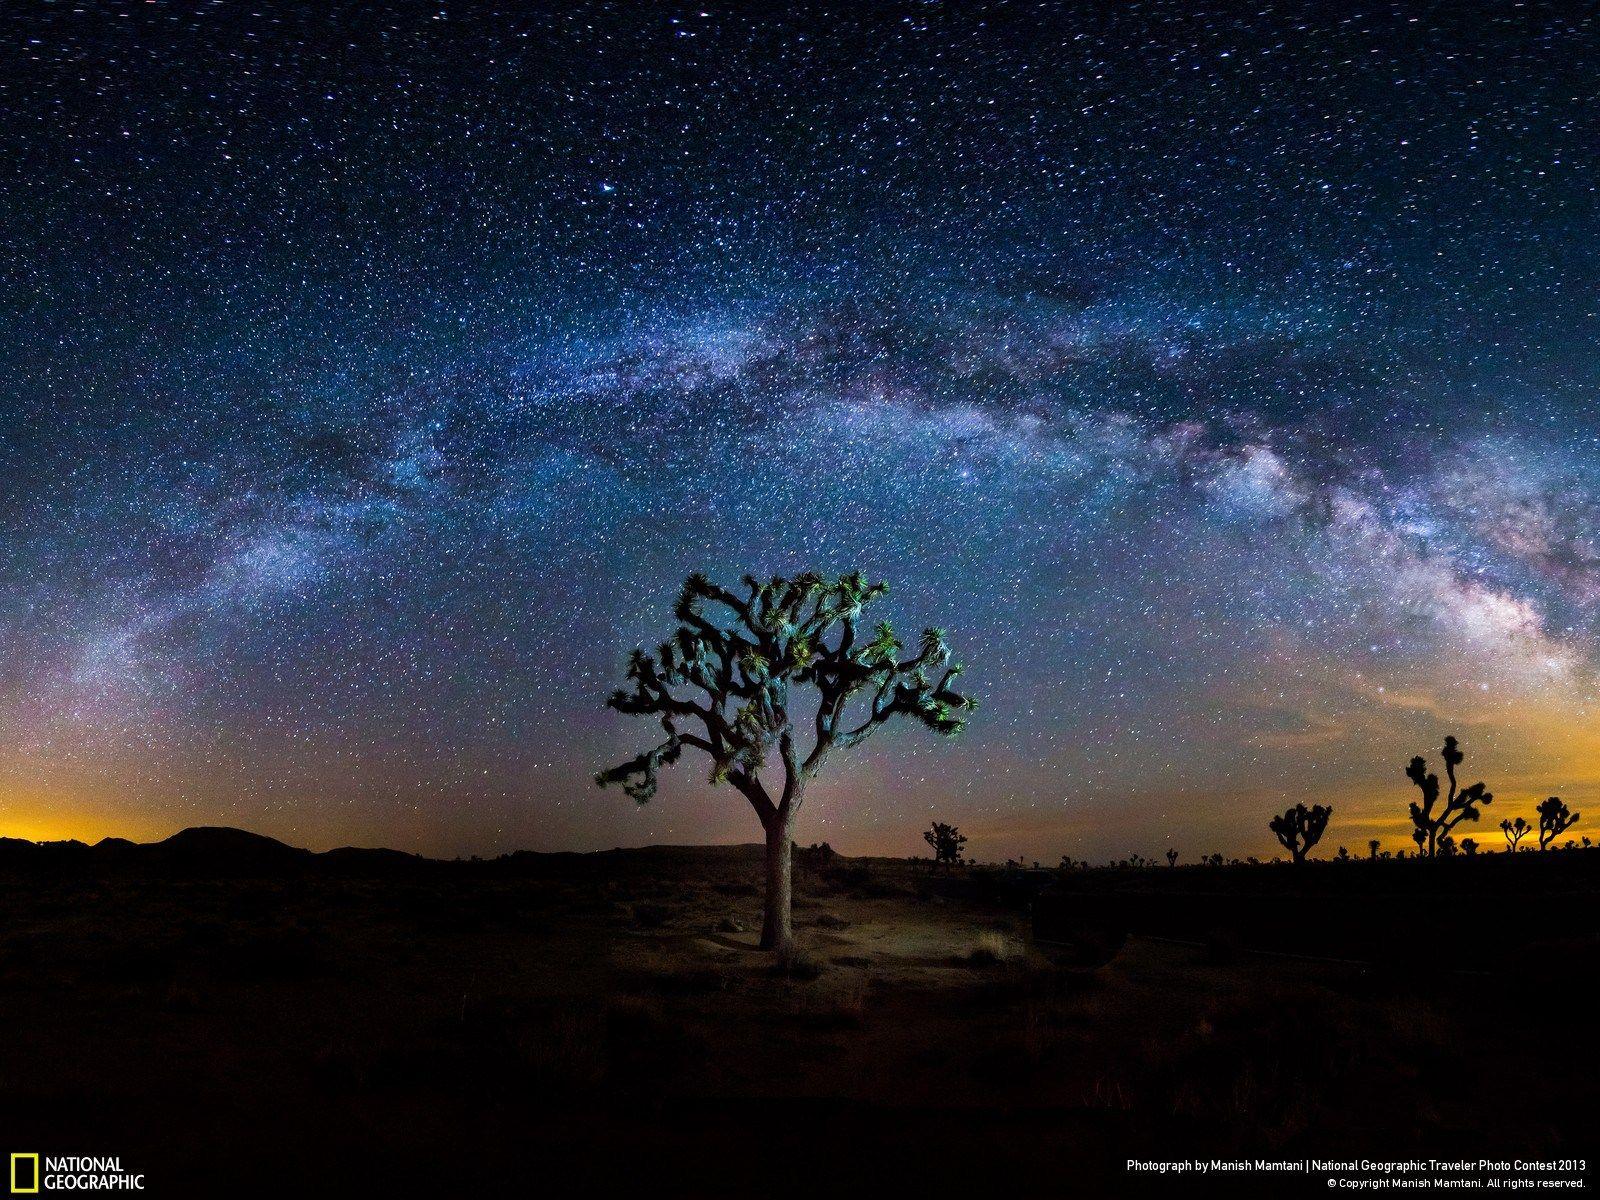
[2,2,1596,861]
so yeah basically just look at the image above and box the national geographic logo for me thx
[7,1156,34,1195]
[9,1155,144,1192]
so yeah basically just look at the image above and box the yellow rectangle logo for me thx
[9,1153,39,1194]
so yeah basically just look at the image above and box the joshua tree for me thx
[1269,802,1332,864]
[1165,849,1178,867]
[1501,816,1531,852]
[924,821,967,871]
[1536,796,1578,850]
[1460,837,1478,856]
[1404,735,1493,857]
[597,571,975,953]
[1368,838,1380,860]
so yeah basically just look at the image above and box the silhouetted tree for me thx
[923,821,967,870]
[1336,845,1350,861]
[1460,837,1479,856]
[1405,735,1493,857]
[1269,802,1332,864]
[1165,849,1178,867]
[1536,796,1578,850]
[1368,839,1380,860]
[1501,816,1531,852]
[597,571,975,953]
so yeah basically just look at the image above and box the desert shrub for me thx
[789,977,870,1029]
[518,1010,609,1090]
[768,947,825,980]
[1153,983,1454,1149]
[632,902,671,928]
[820,863,896,898]
[963,931,1017,967]
[206,923,328,981]
[0,932,49,973]
[87,935,182,984]
[604,996,704,1084]
[636,963,733,996]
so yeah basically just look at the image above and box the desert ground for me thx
[1,832,1593,1196]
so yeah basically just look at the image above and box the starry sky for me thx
[2,1,1597,861]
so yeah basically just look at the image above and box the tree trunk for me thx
[760,816,794,953]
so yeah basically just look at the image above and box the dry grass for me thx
[963,929,1020,966]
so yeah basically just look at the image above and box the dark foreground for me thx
[1,831,1594,1196]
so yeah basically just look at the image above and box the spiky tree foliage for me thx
[597,571,976,952]
[1536,796,1578,850]
[1501,816,1531,852]
[923,821,967,871]
[1460,837,1479,856]
[1165,849,1178,867]
[1405,735,1493,858]
[1368,839,1381,859]
[1269,802,1332,864]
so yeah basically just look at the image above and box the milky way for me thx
[1,2,1596,859]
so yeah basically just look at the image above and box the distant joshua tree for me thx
[1269,802,1332,864]
[1368,839,1380,860]
[1405,735,1493,858]
[1336,846,1350,861]
[1460,837,1479,856]
[1165,849,1178,867]
[1536,796,1579,850]
[597,571,975,953]
[1501,816,1531,852]
[923,822,967,870]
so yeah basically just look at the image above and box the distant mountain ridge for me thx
[0,826,775,877]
